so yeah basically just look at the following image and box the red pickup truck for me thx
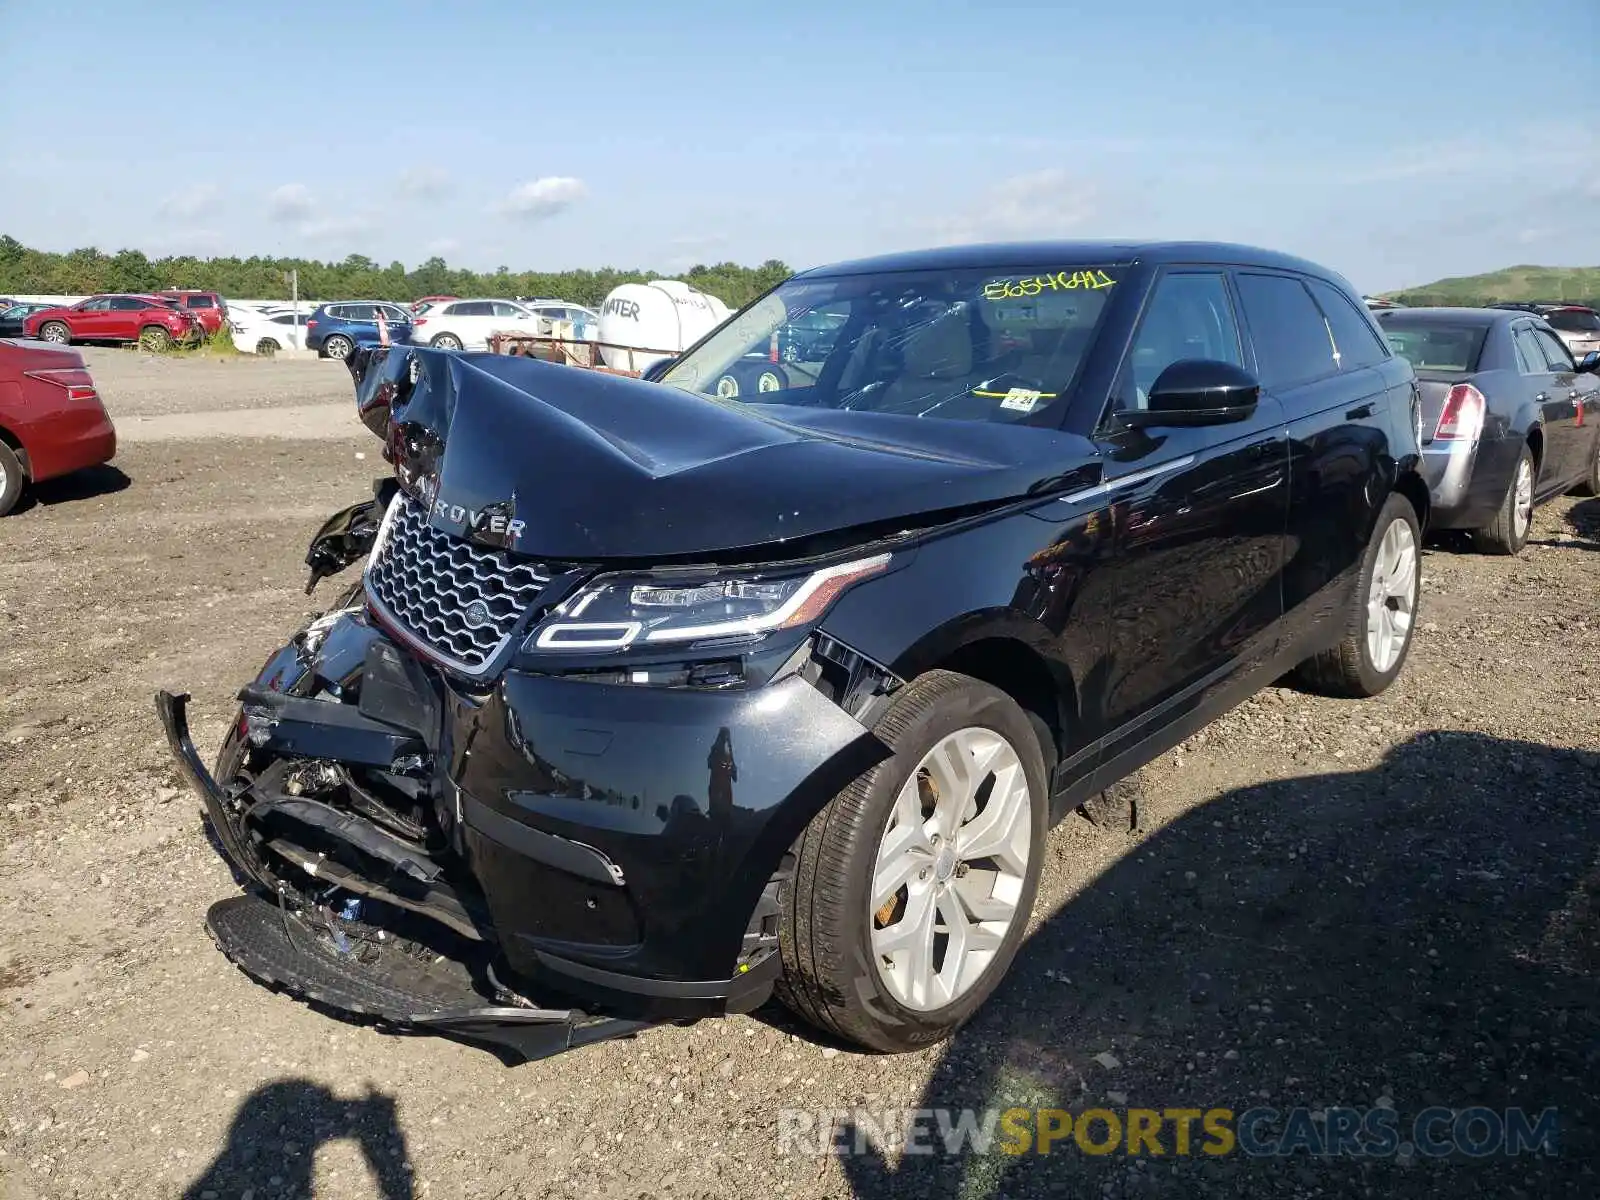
[24,294,203,350]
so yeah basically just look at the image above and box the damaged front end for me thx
[156,608,653,1064]
[157,342,949,1062]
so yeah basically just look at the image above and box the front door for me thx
[1086,268,1290,770]
[1529,325,1591,489]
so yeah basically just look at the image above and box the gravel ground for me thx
[1,348,1596,1200]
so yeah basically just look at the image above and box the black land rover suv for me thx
[158,241,1428,1058]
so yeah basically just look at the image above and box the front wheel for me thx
[1292,492,1421,698]
[37,321,69,344]
[776,670,1047,1052]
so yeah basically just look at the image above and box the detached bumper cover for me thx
[157,690,649,1063]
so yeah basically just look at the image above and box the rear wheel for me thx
[139,325,174,351]
[429,332,463,351]
[0,442,24,516]
[38,321,69,344]
[1471,443,1534,555]
[255,338,280,357]
[776,670,1047,1052]
[1293,492,1421,698]
[322,334,353,360]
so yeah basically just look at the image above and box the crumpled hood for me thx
[350,346,1101,561]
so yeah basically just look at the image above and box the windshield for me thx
[659,264,1124,426]
[1544,309,1600,333]
[1379,321,1485,373]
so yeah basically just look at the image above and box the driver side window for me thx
[1116,272,1242,412]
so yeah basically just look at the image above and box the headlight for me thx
[527,553,892,652]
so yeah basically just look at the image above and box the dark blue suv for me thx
[305,301,413,360]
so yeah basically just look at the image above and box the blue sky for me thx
[1,0,1595,292]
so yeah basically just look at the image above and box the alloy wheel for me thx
[1365,516,1418,673]
[869,726,1032,1011]
[1513,457,1533,537]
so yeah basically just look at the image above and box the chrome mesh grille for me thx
[365,493,550,672]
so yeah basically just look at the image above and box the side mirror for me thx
[1123,359,1261,428]
[1576,350,1600,374]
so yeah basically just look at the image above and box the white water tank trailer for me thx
[597,280,731,373]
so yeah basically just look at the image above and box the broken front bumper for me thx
[157,690,651,1065]
[155,599,890,1056]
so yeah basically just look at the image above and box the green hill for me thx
[1387,265,1600,308]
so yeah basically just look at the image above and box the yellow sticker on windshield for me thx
[982,270,1115,301]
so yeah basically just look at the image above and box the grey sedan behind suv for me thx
[1378,306,1600,554]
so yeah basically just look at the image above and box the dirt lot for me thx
[1,348,1597,1200]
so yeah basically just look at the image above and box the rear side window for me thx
[1307,279,1389,371]
[1534,327,1575,371]
[1512,326,1548,375]
[342,304,376,320]
[1235,273,1339,389]
[111,297,147,311]
[451,301,493,317]
[188,295,215,309]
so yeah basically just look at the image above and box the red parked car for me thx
[154,289,228,336]
[0,340,117,516]
[23,293,202,350]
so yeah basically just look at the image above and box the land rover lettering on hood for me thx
[157,241,1429,1061]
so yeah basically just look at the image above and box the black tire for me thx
[775,669,1048,1053]
[255,338,280,357]
[0,441,25,517]
[322,334,353,360]
[139,325,173,352]
[37,321,69,344]
[1292,492,1421,698]
[429,332,463,351]
[1471,443,1534,556]
[1572,432,1600,497]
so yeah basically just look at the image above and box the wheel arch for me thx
[0,421,31,478]
[1392,467,1431,534]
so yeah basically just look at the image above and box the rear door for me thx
[109,296,153,340]
[1529,324,1593,488]
[1086,267,1289,774]
[1234,270,1396,662]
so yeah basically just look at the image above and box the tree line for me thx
[0,235,794,309]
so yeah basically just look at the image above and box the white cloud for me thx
[156,183,222,220]
[498,176,586,220]
[927,169,1100,245]
[267,183,315,222]
[298,215,372,242]
[399,166,451,200]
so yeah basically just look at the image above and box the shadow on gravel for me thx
[1564,497,1600,544]
[833,731,1599,1199]
[182,1079,415,1199]
[8,463,131,515]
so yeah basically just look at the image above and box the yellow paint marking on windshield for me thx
[981,269,1115,301]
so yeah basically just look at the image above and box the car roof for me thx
[793,239,1344,280]
[1376,306,1514,328]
